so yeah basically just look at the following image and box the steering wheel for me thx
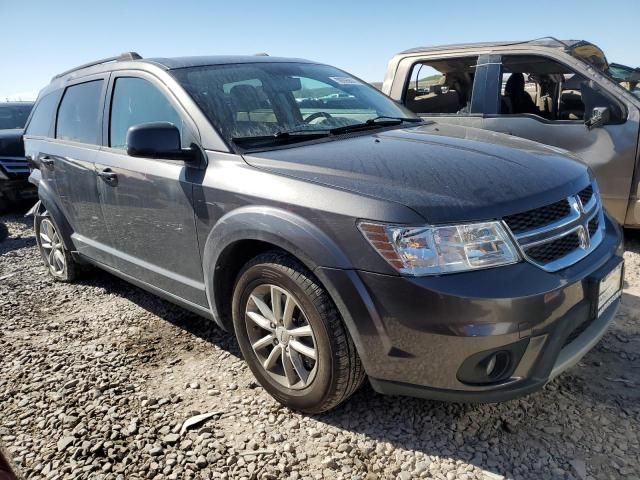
[304,111,333,124]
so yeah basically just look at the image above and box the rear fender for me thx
[35,180,75,252]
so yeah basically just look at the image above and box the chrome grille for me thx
[504,199,570,234]
[577,185,593,206]
[526,231,581,264]
[503,182,604,272]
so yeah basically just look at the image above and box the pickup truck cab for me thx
[383,38,640,227]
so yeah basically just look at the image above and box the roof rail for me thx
[52,52,143,81]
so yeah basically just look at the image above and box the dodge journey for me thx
[24,52,623,412]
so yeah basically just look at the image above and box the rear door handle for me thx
[40,156,54,167]
[97,168,118,184]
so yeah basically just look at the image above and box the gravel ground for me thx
[0,210,639,480]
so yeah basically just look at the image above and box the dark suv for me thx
[0,101,35,210]
[24,52,623,412]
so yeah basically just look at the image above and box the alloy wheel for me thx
[39,218,66,276]
[245,284,318,389]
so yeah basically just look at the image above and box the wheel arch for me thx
[202,206,354,331]
[35,182,75,252]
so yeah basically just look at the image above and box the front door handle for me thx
[40,156,54,167]
[97,168,118,184]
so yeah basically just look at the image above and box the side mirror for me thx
[126,122,196,161]
[585,106,610,130]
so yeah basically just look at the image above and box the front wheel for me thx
[232,252,365,413]
[34,208,79,282]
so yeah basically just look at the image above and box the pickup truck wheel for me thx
[34,210,78,282]
[232,251,365,413]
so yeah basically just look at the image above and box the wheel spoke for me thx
[39,232,52,248]
[48,249,56,268]
[249,294,275,323]
[270,286,282,324]
[247,311,274,331]
[54,250,65,271]
[288,325,312,337]
[282,295,296,328]
[289,339,316,360]
[252,333,275,350]
[288,350,309,385]
[282,350,299,387]
[263,345,282,370]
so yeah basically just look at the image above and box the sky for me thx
[2,0,639,100]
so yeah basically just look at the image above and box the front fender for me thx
[202,205,354,327]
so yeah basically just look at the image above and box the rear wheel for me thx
[34,209,79,282]
[232,251,365,413]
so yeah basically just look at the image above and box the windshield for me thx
[0,104,33,129]
[171,62,418,146]
[607,63,640,95]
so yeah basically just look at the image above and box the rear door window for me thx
[405,57,479,114]
[109,77,183,149]
[56,80,104,144]
[26,94,58,137]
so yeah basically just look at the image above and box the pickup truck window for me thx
[405,57,478,115]
[499,55,624,123]
[172,62,416,146]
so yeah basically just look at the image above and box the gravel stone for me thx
[1,211,639,479]
[163,433,180,445]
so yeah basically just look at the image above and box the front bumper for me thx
[316,214,623,403]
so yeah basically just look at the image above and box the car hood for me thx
[244,123,591,224]
[0,129,25,157]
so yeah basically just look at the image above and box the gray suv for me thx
[24,52,623,412]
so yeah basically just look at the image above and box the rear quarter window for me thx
[56,80,104,144]
[25,94,59,137]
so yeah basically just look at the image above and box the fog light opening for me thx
[484,351,511,380]
[485,354,497,377]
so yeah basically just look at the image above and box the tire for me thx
[232,251,365,413]
[34,208,79,282]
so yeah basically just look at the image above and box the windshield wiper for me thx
[232,117,422,148]
[329,116,422,135]
[232,130,330,147]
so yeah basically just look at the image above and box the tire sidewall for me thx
[232,261,336,411]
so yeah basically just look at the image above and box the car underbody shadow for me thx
[74,268,242,360]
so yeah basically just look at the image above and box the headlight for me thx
[0,169,7,180]
[359,221,521,275]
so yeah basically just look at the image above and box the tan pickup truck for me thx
[382,38,640,227]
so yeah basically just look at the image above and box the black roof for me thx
[146,55,315,70]
[49,52,318,84]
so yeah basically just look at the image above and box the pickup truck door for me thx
[477,53,640,225]
[94,72,207,307]
[392,54,502,130]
